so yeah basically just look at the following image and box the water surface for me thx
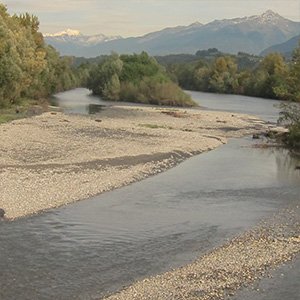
[51,88,107,114]
[1,138,299,300]
[1,90,299,300]
[188,90,281,123]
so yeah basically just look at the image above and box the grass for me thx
[138,123,173,130]
[0,107,26,124]
[0,98,47,124]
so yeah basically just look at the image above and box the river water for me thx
[1,89,299,300]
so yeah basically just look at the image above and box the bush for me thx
[285,124,300,149]
[87,52,197,107]
[279,102,300,150]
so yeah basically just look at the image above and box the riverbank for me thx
[0,105,266,219]
[104,207,300,300]
[0,99,47,124]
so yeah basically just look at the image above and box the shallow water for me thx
[231,257,300,300]
[1,137,300,300]
[187,90,281,123]
[1,90,299,299]
[52,88,282,123]
[51,88,152,115]
[51,88,107,114]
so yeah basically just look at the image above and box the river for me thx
[1,89,299,300]
[52,88,281,122]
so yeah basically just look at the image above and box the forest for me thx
[0,4,88,109]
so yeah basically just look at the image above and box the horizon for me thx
[43,9,298,38]
[3,0,300,37]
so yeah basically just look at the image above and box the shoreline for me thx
[104,207,300,300]
[1,104,299,300]
[0,105,266,220]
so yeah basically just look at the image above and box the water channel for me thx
[1,89,299,300]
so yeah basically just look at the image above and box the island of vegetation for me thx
[86,52,196,107]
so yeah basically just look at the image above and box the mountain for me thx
[44,10,300,57]
[260,34,300,57]
[44,29,122,56]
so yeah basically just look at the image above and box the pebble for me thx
[0,107,267,220]
[105,209,300,300]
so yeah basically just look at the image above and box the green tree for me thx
[0,3,84,108]
[274,42,300,101]
[86,53,123,98]
[256,53,287,99]
[87,52,195,107]
[208,56,238,93]
[279,102,300,150]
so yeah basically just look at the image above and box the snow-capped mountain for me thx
[44,28,82,37]
[44,10,300,57]
[44,29,122,53]
[207,10,285,28]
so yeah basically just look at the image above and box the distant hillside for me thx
[260,34,300,58]
[72,48,261,73]
[155,49,261,70]
[45,10,300,57]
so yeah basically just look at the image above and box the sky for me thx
[3,0,300,37]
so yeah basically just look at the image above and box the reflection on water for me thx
[274,148,300,183]
[88,104,105,114]
[51,88,108,114]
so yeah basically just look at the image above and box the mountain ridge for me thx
[44,10,300,57]
[261,34,300,57]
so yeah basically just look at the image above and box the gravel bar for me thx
[0,105,266,219]
[104,207,300,300]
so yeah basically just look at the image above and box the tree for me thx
[256,53,287,99]
[86,53,123,98]
[208,56,238,93]
[274,42,300,101]
[0,3,83,107]
[278,102,300,150]
[86,52,196,107]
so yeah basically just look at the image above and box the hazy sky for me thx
[3,0,300,37]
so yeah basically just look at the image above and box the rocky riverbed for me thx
[0,105,266,219]
[104,207,300,300]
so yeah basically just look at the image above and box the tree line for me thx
[164,46,300,149]
[0,4,88,108]
[167,45,300,102]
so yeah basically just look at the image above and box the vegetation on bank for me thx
[76,45,300,103]
[86,52,196,107]
[156,48,261,71]
[1,0,299,147]
[0,4,88,110]
[279,102,300,151]
[164,44,300,102]
[161,44,300,150]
